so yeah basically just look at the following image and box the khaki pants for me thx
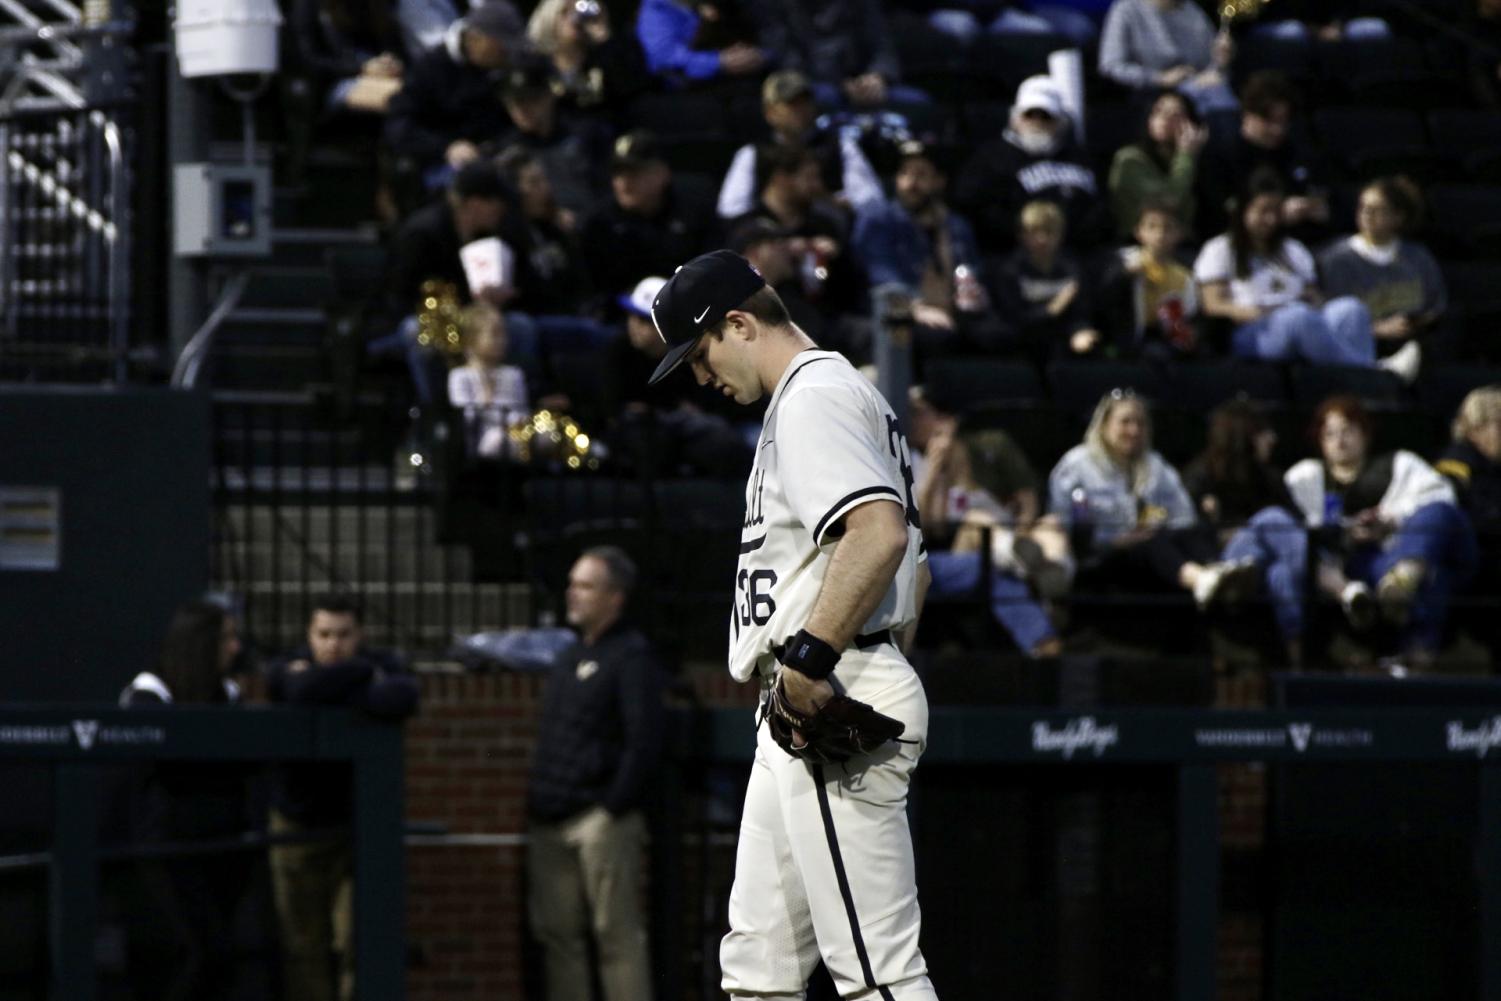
[269,809,354,1001]
[527,806,653,1001]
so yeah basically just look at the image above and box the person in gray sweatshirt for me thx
[1047,389,1257,608]
[1318,176,1448,361]
[1098,0,1236,113]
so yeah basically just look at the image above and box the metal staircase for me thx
[0,0,132,381]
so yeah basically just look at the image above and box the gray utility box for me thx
[173,162,271,257]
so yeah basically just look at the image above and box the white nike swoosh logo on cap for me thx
[694,306,711,324]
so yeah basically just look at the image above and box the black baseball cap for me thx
[646,250,767,385]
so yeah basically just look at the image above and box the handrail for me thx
[172,270,251,388]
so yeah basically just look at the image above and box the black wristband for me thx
[780,629,840,680]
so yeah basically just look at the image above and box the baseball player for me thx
[648,250,939,1001]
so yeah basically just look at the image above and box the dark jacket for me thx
[755,0,901,83]
[266,648,419,827]
[384,199,540,320]
[1181,454,1295,528]
[1197,130,1326,239]
[384,39,512,166]
[527,623,668,822]
[954,133,1106,253]
[289,0,402,86]
[989,249,1092,361]
[495,114,613,217]
[1438,440,1501,532]
[851,198,982,296]
[121,676,250,843]
[580,181,719,298]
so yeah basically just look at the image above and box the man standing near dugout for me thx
[647,250,938,1000]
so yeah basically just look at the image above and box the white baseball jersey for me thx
[728,350,925,682]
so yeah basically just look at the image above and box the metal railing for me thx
[0,7,132,382]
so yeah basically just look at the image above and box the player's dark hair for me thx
[723,285,791,330]
[582,545,638,595]
[311,592,363,624]
[159,600,231,704]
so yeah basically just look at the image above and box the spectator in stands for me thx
[1194,169,1420,381]
[1464,0,1501,108]
[1182,401,1307,662]
[384,1,524,187]
[600,276,755,476]
[1098,0,1236,113]
[495,147,595,317]
[732,143,861,312]
[375,160,541,403]
[716,70,883,220]
[494,58,612,217]
[989,200,1100,363]
[919,420,1070,657]
[267,595,420,1001]
[852,140,1001,355]
[1287,396,1478,663]
[526,0,649,117]
[1318,176,1448,363]
[1197,70,1329,240]
[448,303,530,458]
[1437,386,1501,649]
[1107,88,1207,240]
[954,75,1106,254]
[1096,199,1201,360]
[581,130,720,302]
[635,0,766,88]
[754,0,922,107]
[291,0,406,116]
[729,217,827,341]
[121,599,251,1001]
[527,547,667,1001]
[1047,389,1258,610]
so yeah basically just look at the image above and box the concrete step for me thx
[226,540,475,582]
[221,504,442,540]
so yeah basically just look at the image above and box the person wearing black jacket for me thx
[953,75,1107,254]
[289,0,406,116]
[120,600,253,1001]
[265,595,419,1001]
[527,548,667,1001]
[580,130,719,302]
[383,2,524,184]
[1437,386,1501,651]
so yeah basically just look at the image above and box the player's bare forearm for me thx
[803,499,909,650]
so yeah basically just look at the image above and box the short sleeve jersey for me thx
[1193,233,1316,310]
[728,351,924,683]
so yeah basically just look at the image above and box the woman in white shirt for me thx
[1286,394,1477,662]
[448,303,530,459]
[1195,169,1420,382]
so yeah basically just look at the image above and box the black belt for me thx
[853,629,893,650]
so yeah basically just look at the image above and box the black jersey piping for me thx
[813,486,902,546]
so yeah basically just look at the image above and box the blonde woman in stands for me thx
[1047,389,1257,610]
[1195,168,1421,382]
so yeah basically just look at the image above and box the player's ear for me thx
[724,310,755,342]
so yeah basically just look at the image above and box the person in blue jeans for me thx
[1285,395,1479,664]
[1194,169,1421,384]
[1182,400,1307,663]
[912,398,1069,657]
